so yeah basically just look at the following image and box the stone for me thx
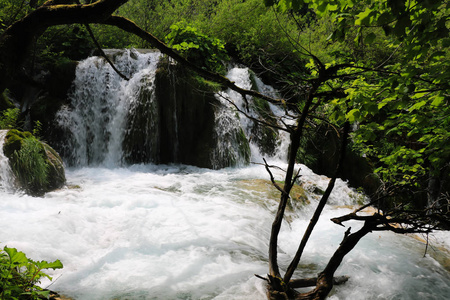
[3,129,65,196]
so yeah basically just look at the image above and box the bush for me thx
[0,108,20,130]
[166,21,229,73]
[12,136,49,194]
[0,245,63,300]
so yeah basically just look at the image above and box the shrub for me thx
[0,245,63,300]
[0,108,20,130]
[166,21,229,74]
[12,136,49,194]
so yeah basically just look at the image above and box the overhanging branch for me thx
[101,16,284,107]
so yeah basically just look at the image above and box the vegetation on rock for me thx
[3,129,65,196]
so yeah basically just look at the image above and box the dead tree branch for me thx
[283,122,350,284]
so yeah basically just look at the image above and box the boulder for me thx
[3,129,65,196]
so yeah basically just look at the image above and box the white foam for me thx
[1,165,449,299]
[0,130,15,192]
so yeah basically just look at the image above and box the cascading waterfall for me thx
[0,129,14,192]
[215,67,289,165]
[1,50,449,300]
[57,50,288,168]
[56,49,162,167]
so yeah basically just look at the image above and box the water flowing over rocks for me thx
[56,49,281,169]
[0,130,14,192]
[2,49,449,299]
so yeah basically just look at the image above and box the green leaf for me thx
[409,100,427,111]
[355,8,373,26]
[346,109,361,122]
[364,32,377,44]
[430,95,444,107]
[35,259,63,270]
[4,247,28,265]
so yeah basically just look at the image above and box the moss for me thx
[4,129,65,196]
[251,96,273,119]
[191,75,223,92]
[247,96,279,156]
[237,179,309,206]
[0,89,15,111]
[235,127,251,165]
[3,129,33,157]
[42,142,66,190]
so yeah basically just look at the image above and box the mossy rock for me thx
[248,96,279,156]
[235,127,251,165]
[42,143,66,191]
[0,89,15,111]
[237,179,309,205]
[3,129,33,157]
[3,129,65,196]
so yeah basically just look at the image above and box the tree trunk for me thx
[295,224,373,300]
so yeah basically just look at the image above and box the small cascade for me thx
[216,67,287,164]
[57,50,289,168]
[0,130,14,192]
[56,49,162,167]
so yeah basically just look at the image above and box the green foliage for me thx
[32,120,43,138]
[266,0,450,196]
[0,245,63,300]
[166,21,229,73]
[37,25,92,66]
[0,90,14,111]
[0,108,20,130]
[10,134,50,194]
[207,0,303,71]
[118,0,305,78]
[0,0,46,33]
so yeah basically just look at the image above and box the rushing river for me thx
[1,49,450,299]
[1,163,450,299]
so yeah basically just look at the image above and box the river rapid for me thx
[1,49,450,299]
[1,163,450,299]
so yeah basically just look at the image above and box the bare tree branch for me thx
[101,16,285,107]
[283,122,350,284]
[264,158,287,196]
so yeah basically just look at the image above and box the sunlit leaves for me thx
[166,21,229,73]
[430,95,445,107]
[1,245,63,299]
[265,0,449,192]
[355,7,374,26]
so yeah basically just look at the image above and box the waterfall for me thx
[56,49,162,167]
[3,53,450,298]
[57,50,288,168]
[0,130,14,192]
[215,67,288,165]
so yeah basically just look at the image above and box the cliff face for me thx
[122,57,228,168]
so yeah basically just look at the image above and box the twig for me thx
[263,158,287,196]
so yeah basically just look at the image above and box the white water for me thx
[0,129,14,192]
[56,49,162,167]
[1,164,449,299]
[2,51,450,299]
